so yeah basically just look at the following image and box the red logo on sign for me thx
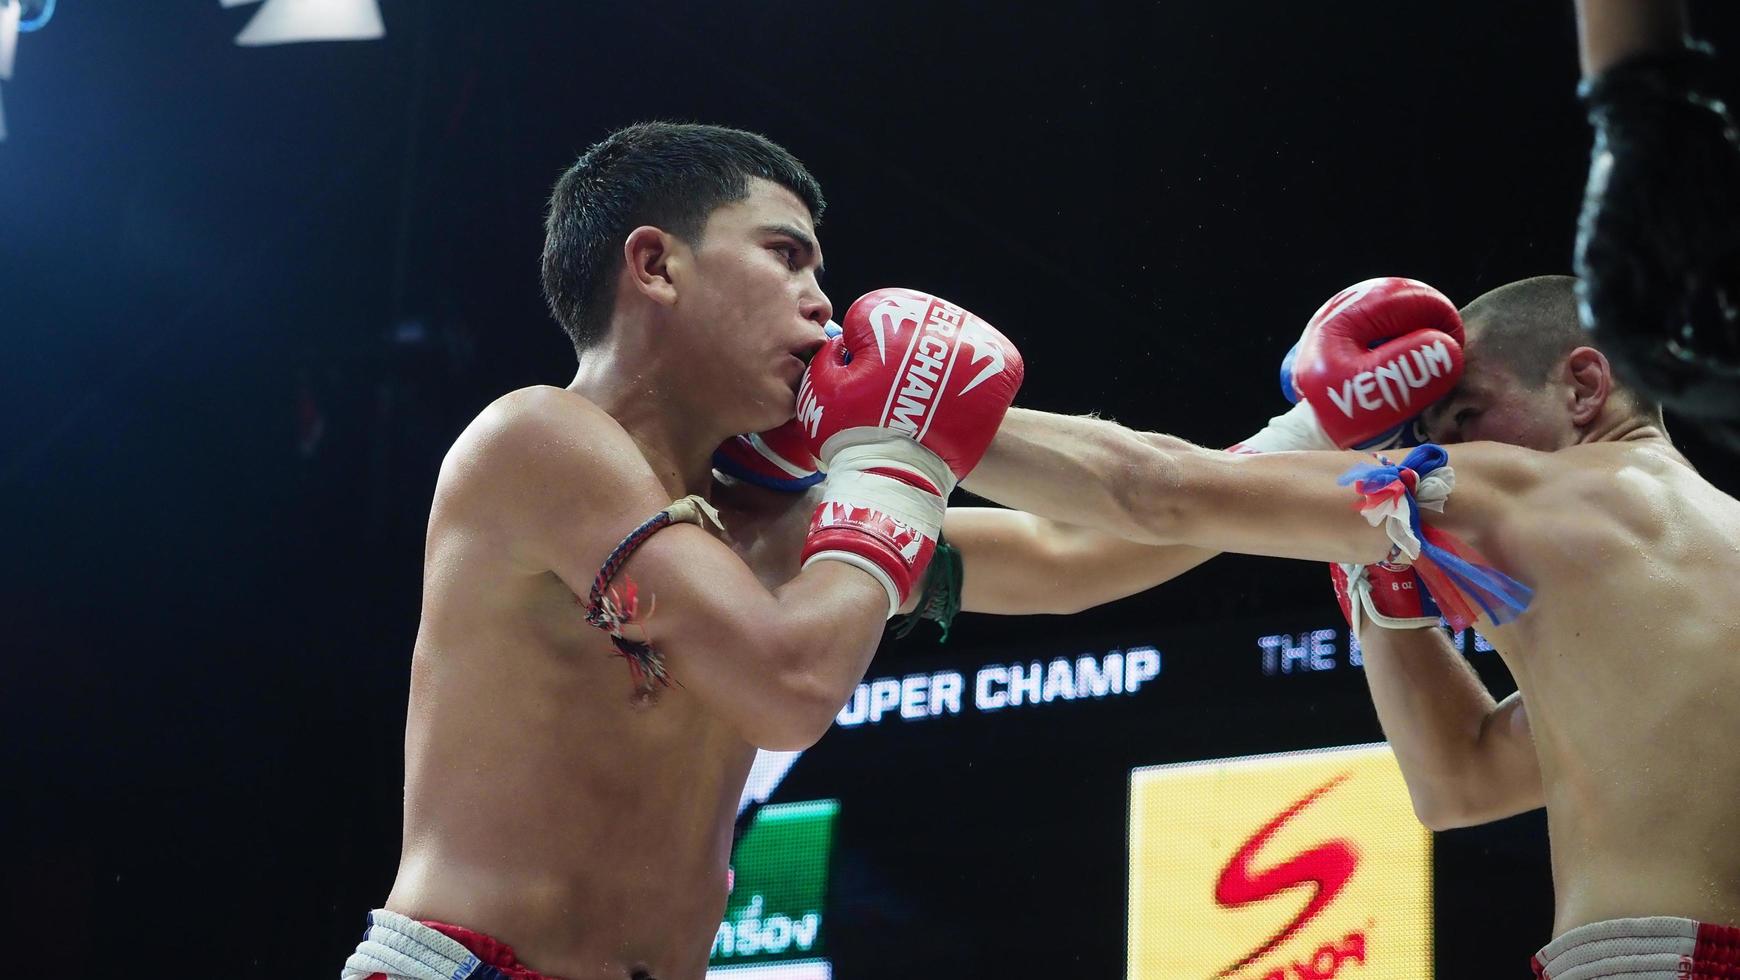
[1214,773,1359,977]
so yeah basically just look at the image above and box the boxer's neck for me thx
[1577,404,1671,447]
[569,343,727,499]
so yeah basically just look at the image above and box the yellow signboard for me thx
[1129,743,1431,980]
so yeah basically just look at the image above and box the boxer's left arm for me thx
[940,508,1217,615]
[1356,622,1545,830]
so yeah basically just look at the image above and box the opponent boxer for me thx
[962,275,1740,979]
[340,123,1024,980]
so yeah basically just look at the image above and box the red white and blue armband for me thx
[1339,444,1534,631]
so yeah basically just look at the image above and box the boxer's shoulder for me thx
[466,385,626,454]
[1549,441,1690,523]
[444,386,647,493]
[432,386,674,563]
[1476,441,1690,570]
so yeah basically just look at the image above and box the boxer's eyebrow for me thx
[761,223,824,277]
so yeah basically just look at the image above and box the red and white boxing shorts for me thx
[341,909,564,980]
[1531,916,1740,979]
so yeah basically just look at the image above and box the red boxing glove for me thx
[797,288,1024,477]
[712,419,822,492]
[1330,561,1445,634]
[795,288,1024,614]
[1292,278,1466,449]
[712,321,840,492]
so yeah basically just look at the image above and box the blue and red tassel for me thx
[1340,444,1534,631]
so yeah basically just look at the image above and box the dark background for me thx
[5,1,1739,977]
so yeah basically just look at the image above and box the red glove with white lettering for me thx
[1291,278,1466,633]
[1227,278,1465,630]
[1229,279,1465,454]
[795,288,1024,614]
[1291,278,1466,448]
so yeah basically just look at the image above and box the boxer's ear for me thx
[1565,346,1613,426]
[623,225,681,308]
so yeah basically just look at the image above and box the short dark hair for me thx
[1460,276,1586,383]
[1460,275,1658,414]
[541,122,825,353]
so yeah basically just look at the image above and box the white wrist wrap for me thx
[803,439,952,617]
[818,439,954,531]
[1230,401,1336,454]
[817,427,961,498]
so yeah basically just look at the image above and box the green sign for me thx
[709,799,839,967]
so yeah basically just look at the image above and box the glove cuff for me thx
[819,436,958,502]
[1333,562,1444,635]
[803,443,949,618]
[712,433,824,492]
[1228,401,1337,454]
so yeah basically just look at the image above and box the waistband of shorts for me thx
[343,909,487,980]
[1532,916,1740,979]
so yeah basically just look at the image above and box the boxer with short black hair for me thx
[343,122,1025,980]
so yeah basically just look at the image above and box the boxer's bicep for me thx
[484,399,882,749]
[944,508,1216,615]
[1168,441,1546,567]
[613,524,885,749]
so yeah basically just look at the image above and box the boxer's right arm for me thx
[1356,623,1545,830]
[968,411,1396,564]
[966,279,1501,565]
[477,394,889,752]
[942,508,1217,615]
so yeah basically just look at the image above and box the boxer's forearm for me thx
[1576,0,1688,77]
[1358,623,1544,830]
[968,409,1392,564]
[965,408,1165,543]
[944,507,1217,615]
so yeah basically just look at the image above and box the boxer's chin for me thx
[750,385,797,431]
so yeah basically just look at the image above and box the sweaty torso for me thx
[383,389,816,980]
[1470,439,1740,934]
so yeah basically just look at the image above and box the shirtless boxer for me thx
[340,123,1024,980]
[962,275,1740,979]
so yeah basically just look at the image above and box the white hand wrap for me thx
[1229,401,1337,454]
[802,440,952,616]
